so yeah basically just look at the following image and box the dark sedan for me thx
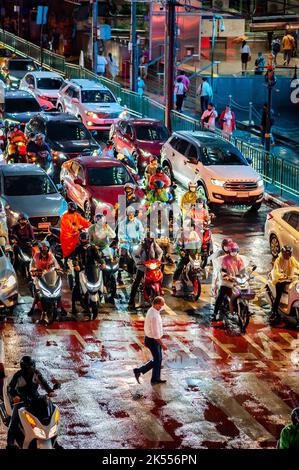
[3,90,42,126]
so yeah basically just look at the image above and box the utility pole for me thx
[40,5,44,68]
[164,0,176,132]
[92,0,98,74]
[130,0,138,92]
[265,53,276,152]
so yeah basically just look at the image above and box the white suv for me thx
[161,131,264,210]
[56,79,123,132]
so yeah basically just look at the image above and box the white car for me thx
[56,79,123,132]
[265,207,299,258]
[19,71,64,111]
[161,131,264,210]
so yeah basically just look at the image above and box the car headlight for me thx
[58,152,67,160]
[3,275,17,289]
[85,111,97,119]
[257,179,264,188]
[211,179,225,187]
[140,149,152,158]
[9,75,18,82]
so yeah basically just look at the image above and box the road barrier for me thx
[0,29,298,199]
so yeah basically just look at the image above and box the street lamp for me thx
[211,14,224,92]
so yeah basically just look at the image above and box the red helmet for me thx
[222,237,233,251]
[228,241,239,253]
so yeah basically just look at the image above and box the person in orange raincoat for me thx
[60,201,90,260]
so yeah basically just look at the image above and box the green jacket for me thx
[279,424,299,449]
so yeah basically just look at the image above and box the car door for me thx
[180,143,201,187]
[121,123,135,155]
[171,137,190,184]
[113,120,126,152]
[62,85,74,113]
[64,161,78,201]
[73,164,87,210]
[282,212,299,258]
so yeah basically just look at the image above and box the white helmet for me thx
[188,181,197,190]
[126,206,135,216]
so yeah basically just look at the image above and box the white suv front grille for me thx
[224,181,258,191]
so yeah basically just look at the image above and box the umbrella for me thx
[232,35,248,44]
[79,50,84,68]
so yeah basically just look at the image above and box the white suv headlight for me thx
[211,179,225,187]
[257,179,264,188]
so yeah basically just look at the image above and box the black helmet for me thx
[154,180,164,189]
[291,408,299,425]
[18,213,28,222]
[68,201,77,212]
[196,197,204,205]
[79,231,89,244]
[20,356,36,372]
[156,165,163,173]
[222,237,233,251]
[281,245,293,255]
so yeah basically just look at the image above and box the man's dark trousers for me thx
[136,336,162,382]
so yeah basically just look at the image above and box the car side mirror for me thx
[117,97,121,103]
[74,178,84,186]
[72,97,79,104]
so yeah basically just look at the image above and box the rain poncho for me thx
[149,173,171,190]
[215,254,245,288]
[146,188,170,204]
[60,211,90,258]
[88,221,116,250]
[271,254,299,285]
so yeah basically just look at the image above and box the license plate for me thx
[38,222,50,230]
[237,192,249,198]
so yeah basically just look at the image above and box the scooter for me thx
[0,378,61,449]
[219,266,256,334]
[143,260,163,302]
[31,268,63,324]
[173,253,202,301]
[6,140,27,164]
[101,247,119,304]
[12,240,35,281]
[264,274,299,329]
[74,262,104,319]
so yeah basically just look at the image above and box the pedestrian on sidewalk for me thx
[282,32,295,66]
[260,103,275,147]
[174,77,187,112]
[106,52,119,80]
[219,105,236,138]
[137,74,145,96]
[197,77,213,113]
[254,52,265,75]
[52,28,60,54]
[240,40,251,75]
[201,103,218,131]
[97,52,107,76]
[133,296,167,386]
[176,71,190,93]
[271,36,281,65]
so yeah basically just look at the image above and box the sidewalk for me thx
[264,183,299,208]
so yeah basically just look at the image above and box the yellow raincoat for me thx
[271,253,299,285]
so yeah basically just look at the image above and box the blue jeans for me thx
[137,336,162,382]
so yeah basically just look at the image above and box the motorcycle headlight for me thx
[211,179,225,187]
[49,424,58,438]
[3,274,17,289]
[33,427,47,439]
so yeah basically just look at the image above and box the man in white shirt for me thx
[133,297,167,385]
[97,53,107,76]
[197,77,213,113]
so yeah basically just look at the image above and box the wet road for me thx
[1,202,299,449]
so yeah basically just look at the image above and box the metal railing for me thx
[0,29,298,199]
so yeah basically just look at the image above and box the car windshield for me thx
[201,145,247,166]
[135,125,169,141]
[88,166,132,186]
[4,174,57,196]
[8,61,36,71]
[47,121,92,141]
[37,78,64,89]
[81,90,116,103]
[5,98,41,113]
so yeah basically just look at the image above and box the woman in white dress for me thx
[107,53,119,80]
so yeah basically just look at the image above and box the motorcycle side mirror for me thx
[251,265,257,272]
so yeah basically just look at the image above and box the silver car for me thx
[0,164,67,233]
[0,245,18,313]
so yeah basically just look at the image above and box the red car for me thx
[109,118,170,173]
[60,155,144,220]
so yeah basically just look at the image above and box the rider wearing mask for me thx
[28,240,64,316]
[60,202,90,262]
[180,181,199,211]
[71,231,103,315]
[145,157,158,187]
[148,166,171,190]
[278,408,299,449]
[211,237,233,295]
[7,124,27,158]
[124,182,141,206]
[212,241,245,322]
[123,207,145,244]
[11,213,35,264]
[27,133,52,170]
[190,197,210,228]
[7,356,55,449]
[146,180,171,204]
[269,245,299,326]
[88,212,116,252]
[128,234,163,309]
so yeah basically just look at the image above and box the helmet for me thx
[79,231,89,244]
[126,206,135,216]
[18,213,28,222]
[291,408,299,425]
[156,165,163,173]
[228,241,239,253]
[20,356,36,372]
[9,123,19,132]
[124,183,134,191]
[154,180,165,189]
[196,197,204,205]
[222,237,233,251]
[281,245,293,255]
[39,240,50,249]
[188,181,197,190]
[68,201,77,212]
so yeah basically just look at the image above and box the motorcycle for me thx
[6,140,27,164]
[173,253,202,301]
[31,268,63,324]
[71,261,104,319]
[0,378,61,449]
[143,259,163,302]
[264,274,299,330]
[27,150,54,176]
[219,266,256,334]
[101,247,119,304]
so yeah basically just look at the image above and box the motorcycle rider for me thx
[278,407,299,449]
[124,182,142,206]
[212,241,245,322]
[128,233,163,309]
[60,201,90,264]
[6,356,55,449]
[26,133,52,170]
[211,237,233,294]
[144,157,158,187]
[7,124,27,163]
[148,165,171,190]
[88,211,116,252]
[27,240,66,317]
[190,197,210,227]
[146,180,172,204]
[180,181,199,214]
[10,213,35,266]
[70,231,104,316]
[269,245,299,326]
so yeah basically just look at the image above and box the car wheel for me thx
[197,183,209,203]
[270,234,280,258]
[84,200,92,221]
[162,162,173,182]
[249,201,262,212]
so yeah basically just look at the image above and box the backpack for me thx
[272,41,280,53]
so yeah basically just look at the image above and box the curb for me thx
[0,335,4,378]
[264,192,297,208]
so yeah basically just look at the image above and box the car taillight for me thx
[39,95,50,101]
[267,213,273,220]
